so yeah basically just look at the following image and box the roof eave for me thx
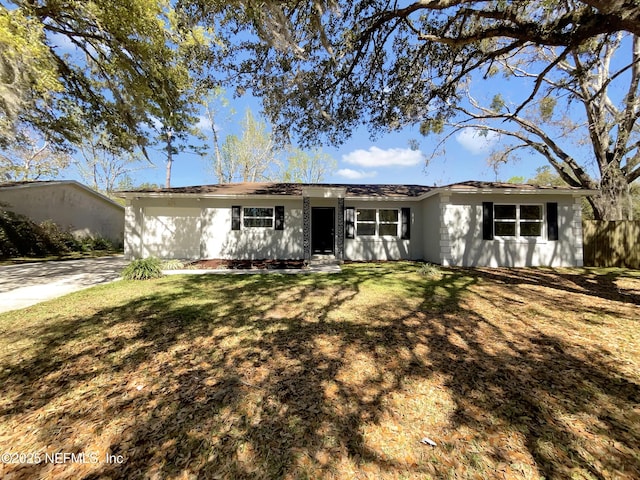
[117,191,304,200]
[439,186,598,196]
[343,197,423,201]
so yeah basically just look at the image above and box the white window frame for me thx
[242,206,275,229]
[356,208,400,237]
[494,204,544,239]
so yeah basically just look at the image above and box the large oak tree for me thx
[209,0,640,220]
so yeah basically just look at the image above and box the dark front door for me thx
[311,207,335,254]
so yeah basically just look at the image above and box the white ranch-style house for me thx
[118,181,595,267]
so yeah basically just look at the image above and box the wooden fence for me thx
[582,220,640,268]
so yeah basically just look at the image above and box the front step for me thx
[309,254,342,266]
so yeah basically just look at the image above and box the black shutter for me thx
[482,202,494,240]
[231,205,241,230]
[401,207,411,239]
[547,202,559,240]
[345,207,355,239]
[275,206,285,230]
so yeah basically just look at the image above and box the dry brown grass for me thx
[0,263,638,479]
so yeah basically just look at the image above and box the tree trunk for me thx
[212,126,223,183]
[165,130,173,189]
[591,168,633,220]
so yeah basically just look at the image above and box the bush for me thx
[161,259,185,270]
[418,262,442,279]
[0,208,60,258]
[0,203,116,259]
[122,257,163,280]
[39,220,79,252]
[79,236,113,252]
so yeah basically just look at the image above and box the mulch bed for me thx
[189,259,306,270]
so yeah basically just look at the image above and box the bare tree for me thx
[76,132,151,194]
[280,147,336,183]
[217,109,280,183]
[201,89,233,183]
[0,130,70,181]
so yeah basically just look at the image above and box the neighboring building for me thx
[117,181,596,267]
[0,180,125,246]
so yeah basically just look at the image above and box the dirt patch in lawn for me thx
[0,264,638,479]
[190,258,306,269]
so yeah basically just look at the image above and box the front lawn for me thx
[0,263,638,479]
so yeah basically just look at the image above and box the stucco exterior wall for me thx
[440,193,584,267]
[124,202,143,258]
[143,206,201,259]
[0,182,124,245]
[344,200,422,261]
[202,198,303,260]
[125,197,304,260]
[125,196,426,261]
[421,195,441,264]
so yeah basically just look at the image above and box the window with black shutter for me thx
[275,206,285,230]
[401,207,411,239]
[482,202,494,240]
[547,202,559,240]
[345,207,355,239]
[231,206,241,230]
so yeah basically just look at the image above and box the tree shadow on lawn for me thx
[1,265,639,479]
[473,266,640,306]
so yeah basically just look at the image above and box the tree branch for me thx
[459,96,597,188]
[628,163,640,183]
[613,35,640,163]
[450,118,585,187]
[510,46,571,118]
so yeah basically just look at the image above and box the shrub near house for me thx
[0,204,114,259]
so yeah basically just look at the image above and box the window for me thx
[379,209,399,236]
[520,205,543,236]
[494,205,517,236]
[356,209,376,236]
[356,208,399,237]
[243,207,274,228]
[494,204,543,238]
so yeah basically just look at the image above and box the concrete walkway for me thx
[0,255,128,314]
[162,263,342,276]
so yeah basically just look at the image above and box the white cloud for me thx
[336,168,378,180]
[342,146,423,168]
[455,129,500,155]
[48,32,77,51]
[196,115,214,132]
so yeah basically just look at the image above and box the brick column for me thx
[303,197,311,261]
[336,197,344,260]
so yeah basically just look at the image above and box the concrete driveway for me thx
[0,255,129,314]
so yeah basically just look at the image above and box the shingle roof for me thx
[119,182,435,197]
[118,180,588,198]
[0,180,62,189]
[446,180,582,190]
